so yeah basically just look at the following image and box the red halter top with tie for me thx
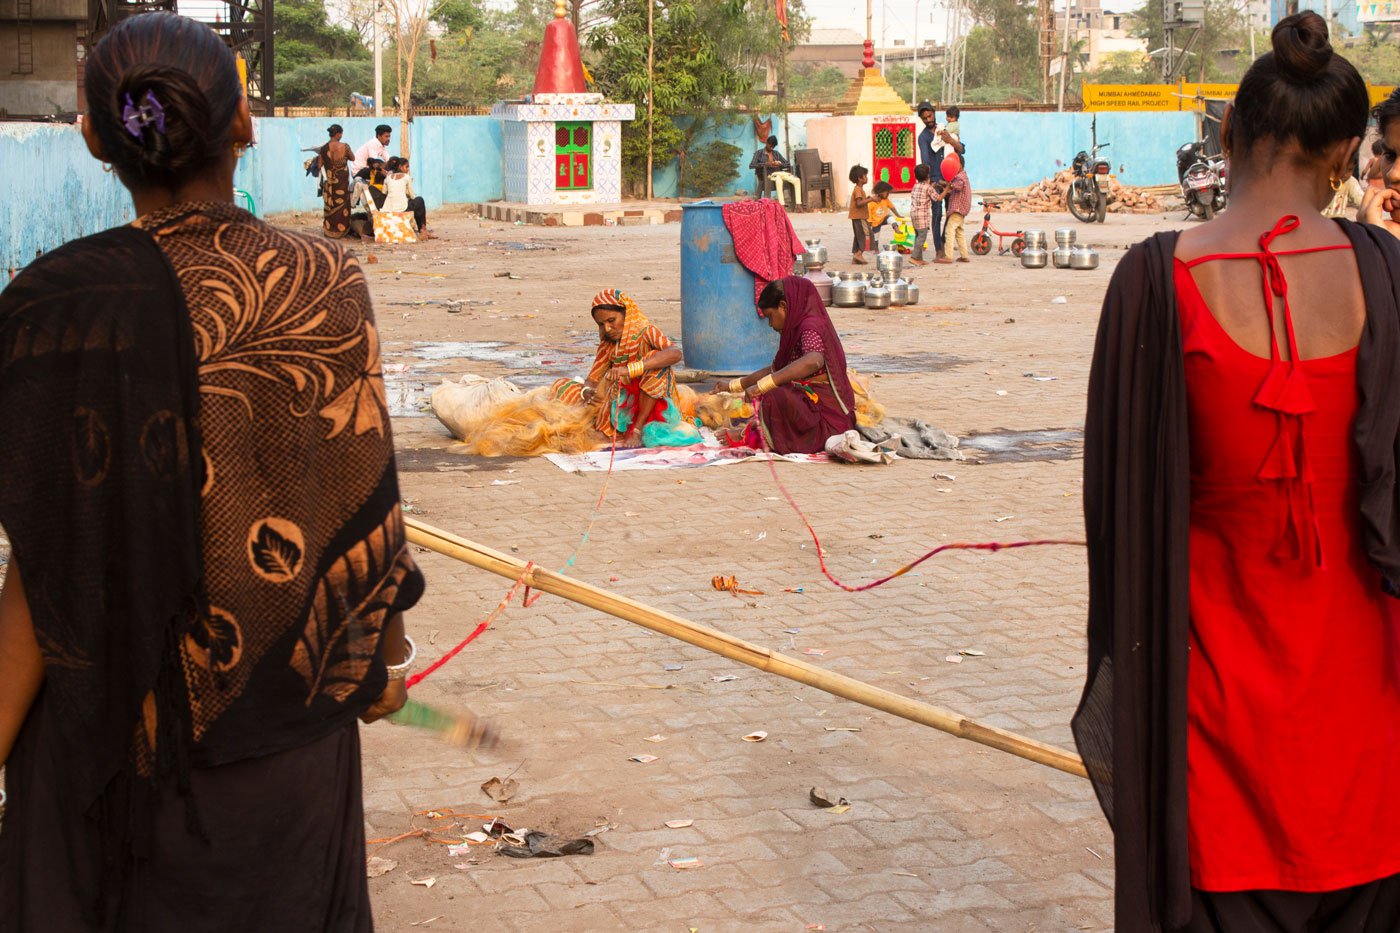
[1174,216,1400,892]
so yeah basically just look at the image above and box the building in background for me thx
[0,0,87,115]
[1052,0,1148,74]
[1270,0,1361,36]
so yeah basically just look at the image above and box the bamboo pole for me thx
[403,517,1089,780]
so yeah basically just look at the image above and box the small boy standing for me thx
[866,180,896,252]
[848,165,873,264]
[908,164,935,265]
[932,157,972,263]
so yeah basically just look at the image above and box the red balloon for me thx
[940,152,962,182]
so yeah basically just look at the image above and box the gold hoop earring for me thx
[1330,175,1343,192]
[233,143,247,158]
[101,162,113,173]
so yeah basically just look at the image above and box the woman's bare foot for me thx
[852,254,868,264]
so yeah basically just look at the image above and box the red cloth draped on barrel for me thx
[721,199,805,304]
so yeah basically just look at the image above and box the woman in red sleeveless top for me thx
[1075,13,1400,931]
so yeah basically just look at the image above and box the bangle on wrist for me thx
[385,635,417,681]
[728,378,745,394]
[755,374,778,395]
[628,359,645,380]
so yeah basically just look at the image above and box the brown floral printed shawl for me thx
[0,200,421,914]
[138,200,423,761]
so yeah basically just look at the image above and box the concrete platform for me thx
[473,199,696,227]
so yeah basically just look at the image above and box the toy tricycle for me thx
[890,218,918,255]
[969,205,1026,257]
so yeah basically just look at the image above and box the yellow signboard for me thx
[1086,82,1399,112]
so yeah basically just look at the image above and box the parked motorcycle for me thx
[1176,140,1228,221]
[1066,118,1112,224]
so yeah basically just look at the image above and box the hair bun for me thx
[1272,11,1333,81]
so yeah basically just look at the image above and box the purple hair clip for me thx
[121,91,165,138]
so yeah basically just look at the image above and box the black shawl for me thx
[1074,220,1400,931]
[0,227,206,911]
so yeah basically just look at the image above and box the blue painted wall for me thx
[964,111,1196,188]
[652,110,1195,198]
[0,115,504,274]
[1,110,1188,274]
[237,115,504,216]
[0,122,133,274]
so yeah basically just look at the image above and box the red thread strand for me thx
[760,442,1084,592]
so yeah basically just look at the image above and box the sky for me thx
[801,0,1150,48]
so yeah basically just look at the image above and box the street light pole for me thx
[373,3,383,117]
[912,0,919,105]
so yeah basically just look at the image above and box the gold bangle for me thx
[628,359,645,380]
[728,378,745,394]
[755,375,778,395]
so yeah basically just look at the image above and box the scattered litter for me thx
[643,733,668,743]
[994,515,1014,522]
[409,877,437,889]
[490,479,521,486]
[710,674,739,683]
[1023,373,1057,382]
[809,788,850,809]
[411,917,443,927]
[609,576,621,582]
[742,731,768,743]
[756,531,767,541]
[945,655,965,664]
[629,754,659,763]
[665,819,694,829]
[892,871,919,878]
[482,818,513,837]
[365,856,398,878]
[826,804,852,814]
[480,776,519,803]
[492,271,524,280]
[933,472,956,481]
[959,649,986,657]
[806,925,827,931]
[995,390,1009,396]
[365,253,379,264]
[803,648,829,657]
[654,847,673,865]
[783,587,804,593]
[663,662,684,672]
[453,862,474,870]
[712,574,763,596]
[783,628,801,635]
[824,726,862,733]
[498,831,595,858]
[1051,295,1068,304]
[1086,847,1104,861]
[668,857,703,870]
[462,832,492,843]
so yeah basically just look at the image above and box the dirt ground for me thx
[2,199,1199,931]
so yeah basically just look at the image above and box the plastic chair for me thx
[234,187,258,216]
[794,149,834,212]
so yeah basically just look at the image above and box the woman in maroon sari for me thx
[717,276,856,453]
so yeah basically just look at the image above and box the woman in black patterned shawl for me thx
[0,13,423,930]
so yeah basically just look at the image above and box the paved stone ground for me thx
[2,201,1195,931]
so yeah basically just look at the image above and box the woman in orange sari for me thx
[550,289,700,447]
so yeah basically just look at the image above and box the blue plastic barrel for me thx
[680,202,780,374]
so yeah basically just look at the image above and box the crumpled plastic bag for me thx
[824,430,897,464]
[497,831,595,858]
[431,374,524,440]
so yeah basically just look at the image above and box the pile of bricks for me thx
[999,170,1167,214]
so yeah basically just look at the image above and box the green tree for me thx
[966,0,1040,91]
[274,0,369,75]
[885,61,942,104]
[586,0,799,194]
[787,64,849,104]
[962,24,1037,101]
[1346,35,1400,86]
[277,59,377,105]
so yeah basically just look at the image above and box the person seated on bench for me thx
[750,136,802,206]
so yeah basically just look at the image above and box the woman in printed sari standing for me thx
[319,123,354,238]
[717,276,856,454]
[550,289,700,447]
[0,13,422,930]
